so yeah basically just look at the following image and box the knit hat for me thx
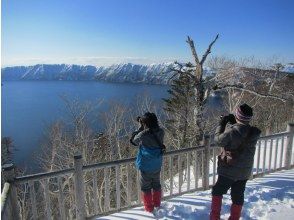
[235,103,253,122]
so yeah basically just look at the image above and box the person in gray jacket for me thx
[130,112,165,212]
[210,104,261,220]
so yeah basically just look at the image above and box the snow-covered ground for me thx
[93,169,294,220]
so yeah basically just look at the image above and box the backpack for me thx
[217,126,252,167]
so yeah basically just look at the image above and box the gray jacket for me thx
[131,127,164,148]
[214,123,261,180]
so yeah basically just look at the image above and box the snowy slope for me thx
[282,64,294,73]
[1,63,215,84]
[93,169,294,220]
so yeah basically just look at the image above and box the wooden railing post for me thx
[73,153,86,220]
[2,163,20,220]
[203,135,210,190]
[285,123,294,169]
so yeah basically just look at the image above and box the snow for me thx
[1,62,217,84]
[93,169,294,220]
[282,64,294,73]
[161,137,292,197]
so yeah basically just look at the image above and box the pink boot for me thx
[210,196,222,220]
[228,204,242,220]
[152,190,162,208]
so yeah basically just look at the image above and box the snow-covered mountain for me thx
[1,63,214,85]
[282,63,294,73]
[1,63,175,84]
[5,62,291,85]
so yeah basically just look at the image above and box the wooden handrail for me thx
[15,168,74,184]
[15,146,207,182]
[13,131,290,183]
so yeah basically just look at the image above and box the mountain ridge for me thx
[2,62,293,85]
[1,63,177,84]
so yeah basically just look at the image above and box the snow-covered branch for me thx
[214,85,289,103]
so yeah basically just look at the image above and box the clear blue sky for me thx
[2,0,294,66]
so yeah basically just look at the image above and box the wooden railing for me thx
[1,123,294,220]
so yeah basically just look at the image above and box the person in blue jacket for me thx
[130,112,165,212]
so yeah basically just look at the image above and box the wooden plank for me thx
[126,164,131,206]
[136,169,141,204]
[73,154,86,220]
[202,150,205,187]
[161,158,165,193]
[104,168,110,211]
[212,148,217,184]
[203,137,210,189]
[115,165,121,210]
[262,140,267,174]
[92,170,99,214]
[187,153,191,191]
[268,139,273,172]
[280,137,285,168]
[43,179,52,219]
[274,138,279,170]
[58,177,66,220]
[178,154,182,194]
[68,177,75,219]
[29,180,37,220]
[195,152,199,189]
[256,141,261,174]
[169,156,173,196]
[285,124,294,168]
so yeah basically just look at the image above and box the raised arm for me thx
[130,126,144,146]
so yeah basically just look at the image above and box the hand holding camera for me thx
[136,116,145,131]
[220,114,236,127]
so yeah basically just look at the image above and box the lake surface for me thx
[1,81,169,169]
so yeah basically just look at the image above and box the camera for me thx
[220,114,236,124]
[137,116,143,123]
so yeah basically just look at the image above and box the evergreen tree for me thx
[164,66,196,149]
[1,137,14,165]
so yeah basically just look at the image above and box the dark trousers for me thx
[140,170,161,193]
[212,175,247,205]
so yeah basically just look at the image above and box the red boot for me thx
[210,196,222,220]
[228,204,242,220]
[153,190,162,208]
[142,192,154,212]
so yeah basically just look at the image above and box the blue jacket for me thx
[131,127,164,172]
[135,145,162,172]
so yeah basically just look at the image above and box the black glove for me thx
[138,125,144,132]
[130,132,138,146]
[227,114,236,124]
[219,115,230,127]
[220,114,236,126]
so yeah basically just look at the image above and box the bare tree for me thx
[185,35,219,142]
[206,56,294,134]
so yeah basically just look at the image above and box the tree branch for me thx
[200,34,219,66]
[186,36,200,66]
[168,62,196,80]
[214,85,289,103]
